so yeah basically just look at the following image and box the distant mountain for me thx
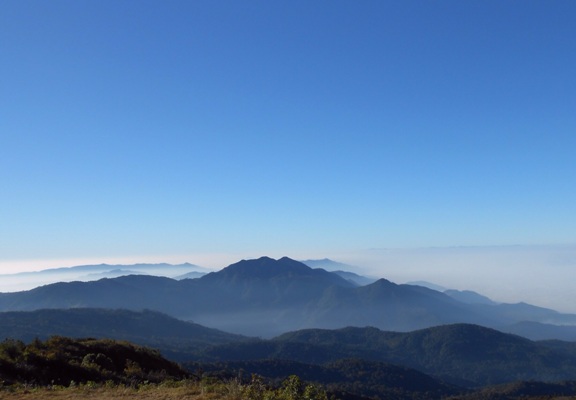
[0,308,246,361]
[1,256,576,338]
[331,270,377,286]
[300,259,378,285]
[79,268,142,279]
[0,262,208,292]
[444,289,498,305]
[3,262,206,276]
[173,271,207,280]
[502,321,576,341]
[301,258,359,271]
[405,280,448,292]
[198,324,576,387]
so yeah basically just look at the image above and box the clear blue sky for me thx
[1,1,575,271]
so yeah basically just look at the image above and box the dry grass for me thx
[0,381,235,399]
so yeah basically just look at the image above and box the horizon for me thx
[1,2,575,313]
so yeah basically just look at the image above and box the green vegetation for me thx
[0,336,187,386]
[0,337,330,400]
[1,376,330,400]
[188,358,462,399]
[3,335,576,399]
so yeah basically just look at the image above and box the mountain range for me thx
[3,308,576,389]
[0,262,208,293]
[194,323,576,387]
[1,256,575,338]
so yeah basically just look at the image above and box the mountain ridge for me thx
[1,256,575,338]
[199,323,576,387]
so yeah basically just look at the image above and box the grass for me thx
[0,380,237,399]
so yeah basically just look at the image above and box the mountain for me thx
[198,324,576,387]
[0,262,208,293]
[1,256,576,338]
[406,281,448,292]
[0,308,246,361]
[79,268,142,279]
[173,271,207,280]
[301,258,359,271]
[502,321,576,341]
[331,270,377,286]
[444,289,498,305]
[300,259,378,285]
[301,279,498,331]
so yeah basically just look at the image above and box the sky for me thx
[1,1,575,309]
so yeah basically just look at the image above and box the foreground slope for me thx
[0,336,187,386]
[189,358,463,400]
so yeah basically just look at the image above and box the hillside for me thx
[197,324,576,387]
[0,337,331,400]
[0,308,246,361]
[0,336,187,386]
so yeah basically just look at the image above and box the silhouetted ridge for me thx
[202,323,576,386]
[0,308,246,362]
[200,256,353,287]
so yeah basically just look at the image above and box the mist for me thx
[0,263,208,293]
[335,245,576,314]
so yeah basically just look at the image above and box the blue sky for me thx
[1,1,575,282]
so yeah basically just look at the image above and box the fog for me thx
[0,263,208,293]
[334,245,576,314]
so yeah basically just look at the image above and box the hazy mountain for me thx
[79,268,142,279]
[300,259,378,284]
[502,321,576,341]
[444,289,498,305]
[302,279,498,331]
[173,271,207,280]
[0,308,246,361]
[301,258,359,271]
[331,270,377,286]
[406,280,448,292]
[199,324,576,387]
[0,262,208,293]
[1,256,575,338]
[3,262,206,276]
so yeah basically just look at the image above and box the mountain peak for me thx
[198,257,356,293]
[208,256,315,280]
